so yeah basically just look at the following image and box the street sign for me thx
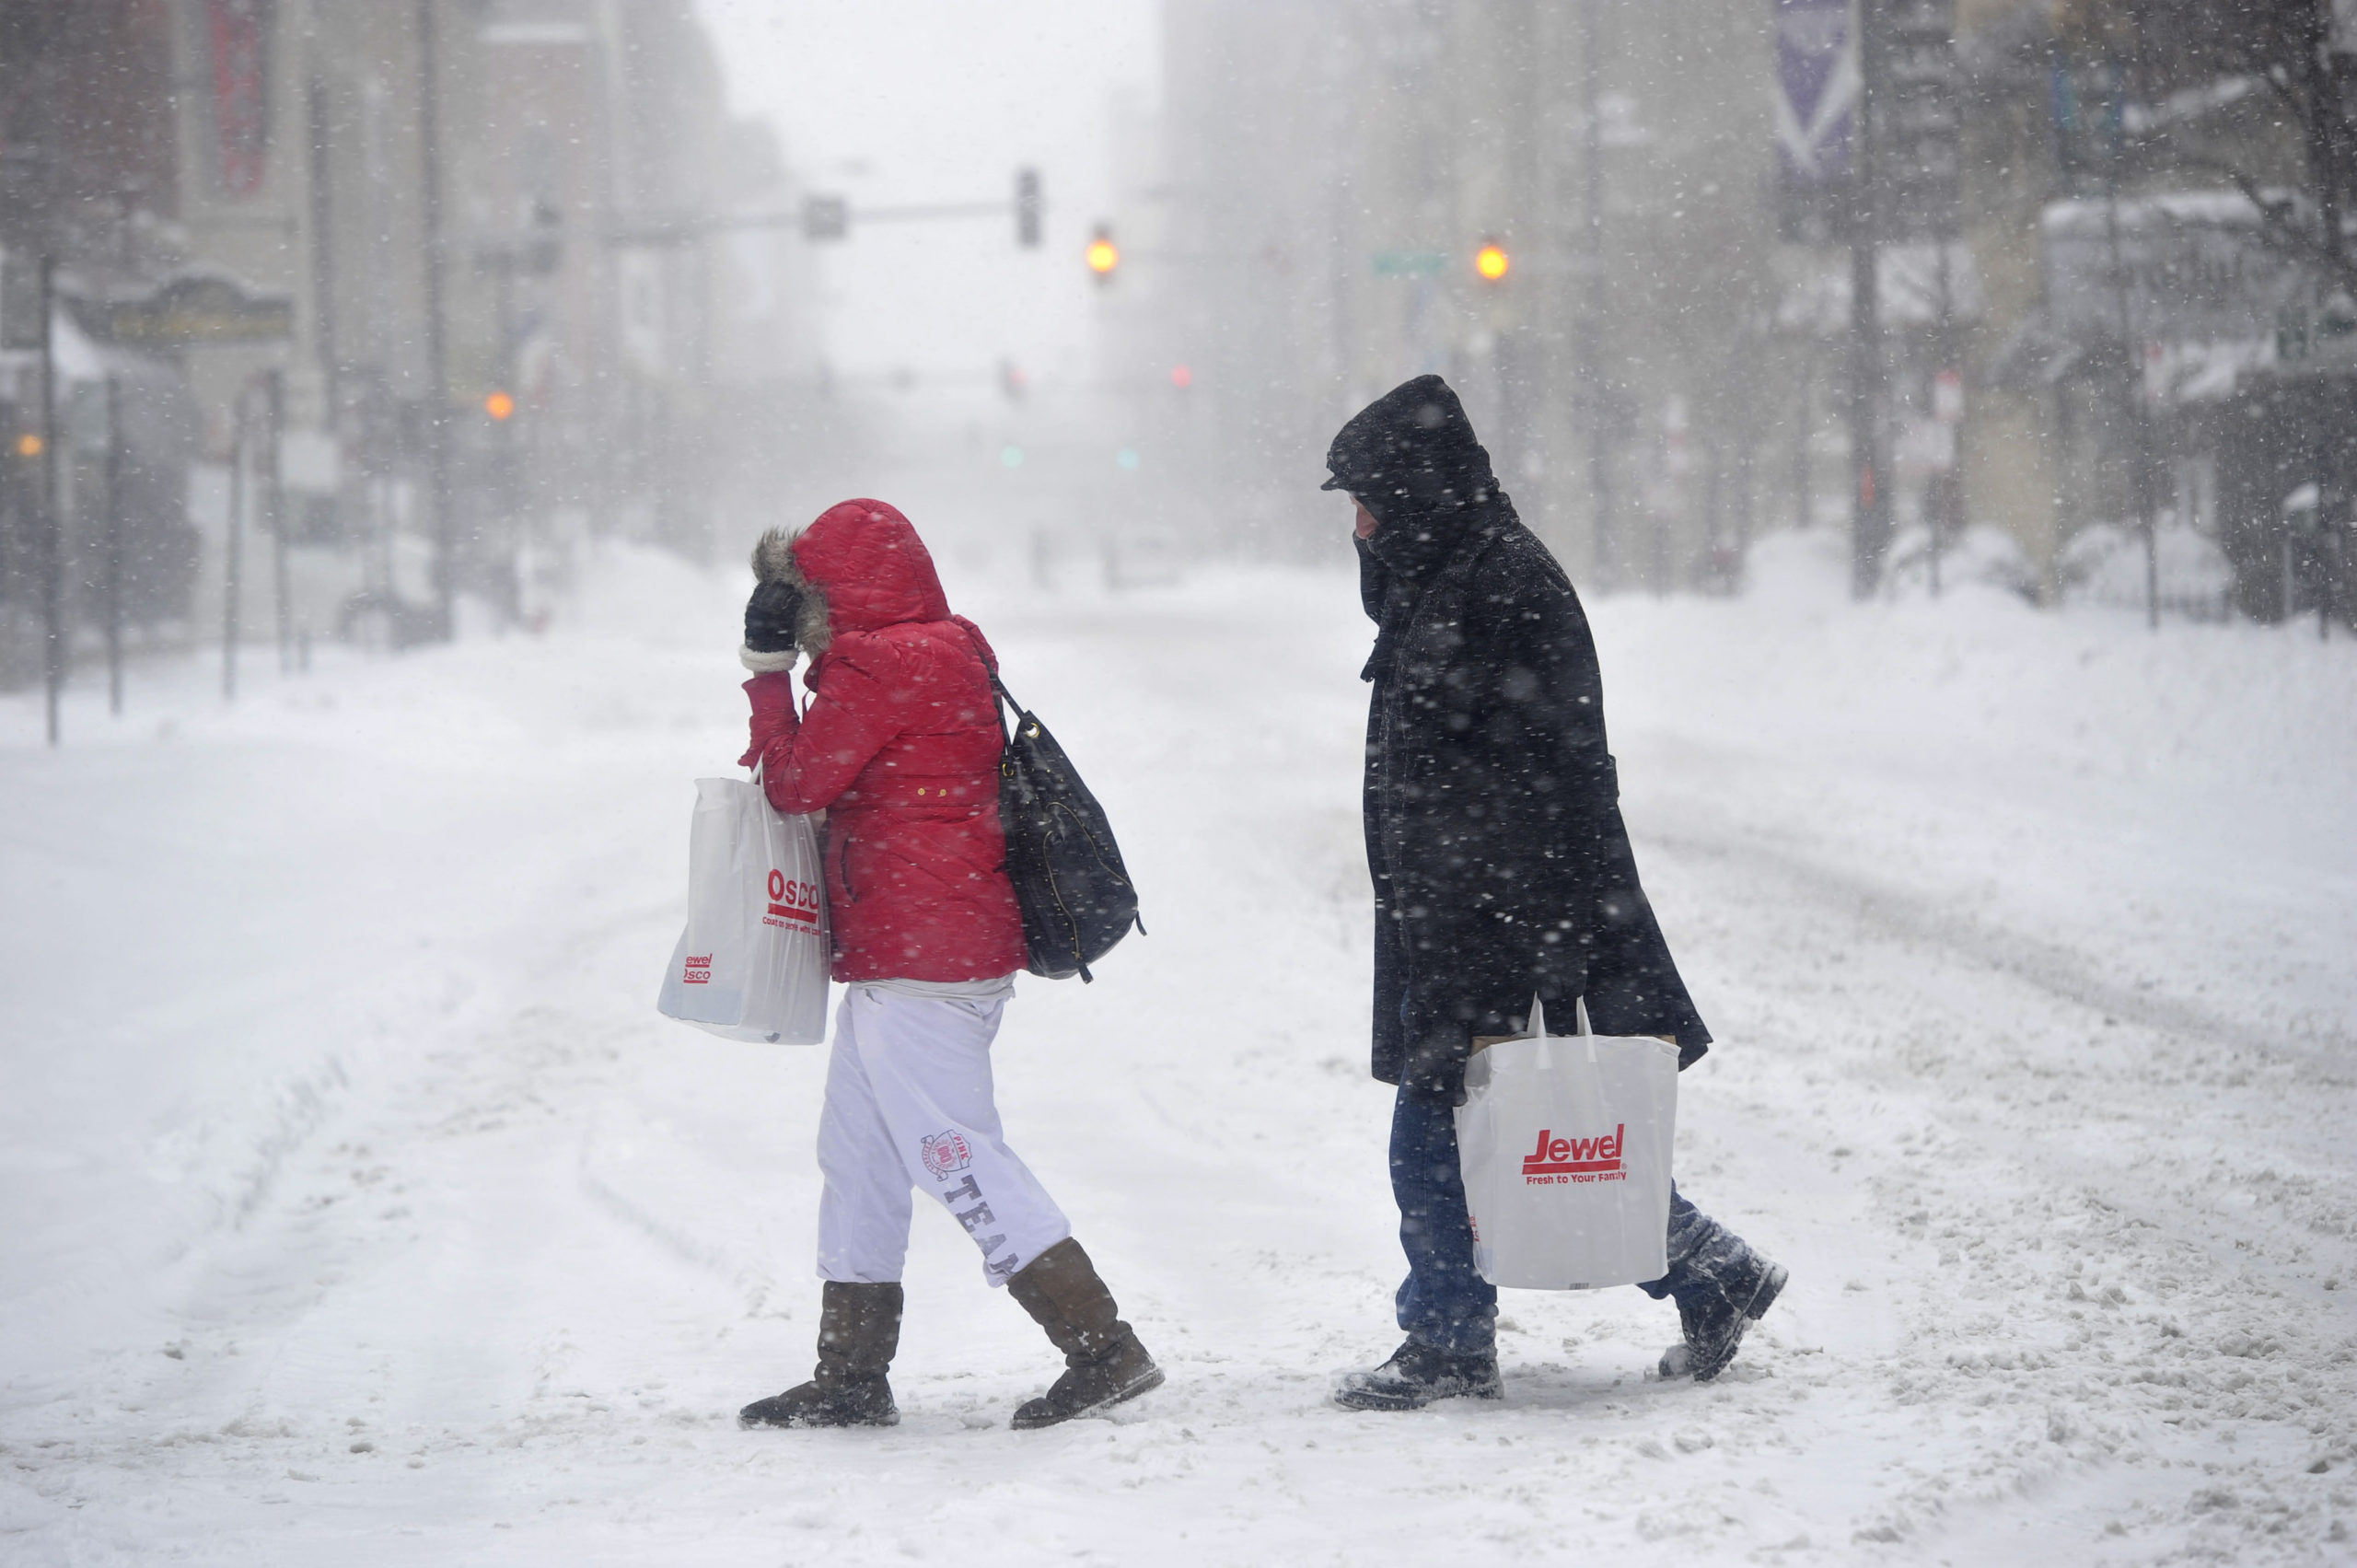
[1372,250,1446,278]
[67,381,112,456]
[81,273,293,346]
[1932,367,1965,424]
[1016,168,1042,248]
[0,251,44,351]
[1881,0,1961,239]
[2042,194,2314,345]
[2276,296,2357,366]
[801,194,849,242]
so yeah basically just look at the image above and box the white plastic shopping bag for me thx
[656,773,830,1044]
[1454,996,1678,1290]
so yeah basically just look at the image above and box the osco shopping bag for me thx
[656,775,829,1044]
[1455,996,1678,1290]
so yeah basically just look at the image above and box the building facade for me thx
[0,0,816,691]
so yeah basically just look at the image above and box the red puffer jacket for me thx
[739,500,1028,982]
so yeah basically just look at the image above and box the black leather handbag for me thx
[984,671,1144,981]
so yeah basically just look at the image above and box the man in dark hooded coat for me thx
[1325,375,1786,1410]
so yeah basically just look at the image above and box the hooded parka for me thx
[1328,376,1709,1101]
[740,500,1029,983]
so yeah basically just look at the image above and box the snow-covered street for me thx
[5,539,2354,1565]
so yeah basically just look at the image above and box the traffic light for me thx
[1086,226,1119,284]
[1016,168,1042,248]
[524,199,564,274]
[483,389,516,422]
[999,359,1028,403]
[1474,240,1510,282]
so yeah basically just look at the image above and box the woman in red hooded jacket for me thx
[731,499,1161,1432]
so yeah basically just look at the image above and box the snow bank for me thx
[2059,519,2237,615]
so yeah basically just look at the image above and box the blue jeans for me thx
[1389,1086,1718,1355]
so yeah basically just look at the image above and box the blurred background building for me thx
[1113,0,2355,626]
[4,0,2351,706]
[0,0,826,691]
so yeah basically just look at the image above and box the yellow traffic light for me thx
[484,389,517,422]
[1086,227,1120,279]
[14,433,42,458]
[1474,241,1510,282]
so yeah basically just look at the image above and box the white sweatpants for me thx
[815,982,1072,1288]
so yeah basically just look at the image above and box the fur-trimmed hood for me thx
[755,498,955,655]
[749,526,834,656]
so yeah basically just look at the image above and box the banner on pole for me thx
[206,0,274,198]
[1773,0,1858,243]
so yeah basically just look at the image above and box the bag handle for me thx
[1524,993,1592,1040]
[1519,994,1597,1063]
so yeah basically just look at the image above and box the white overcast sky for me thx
[692,0,1160,386]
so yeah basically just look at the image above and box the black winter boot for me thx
[1658,1244,1787,1383]
[1333,1340,1504,1411]
[1004,1238,1164,1429]
[739,1281,902,1429]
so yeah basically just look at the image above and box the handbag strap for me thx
[958,623,1026,748]
[987,670,1025,725]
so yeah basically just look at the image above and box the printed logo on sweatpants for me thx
[921,1130,973,1179]
[939,1173,1013,1269]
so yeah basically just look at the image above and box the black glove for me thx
[745,580,803,656]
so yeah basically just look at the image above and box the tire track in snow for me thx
[1630,783,2357,1562]
[1644,809,2353,1069]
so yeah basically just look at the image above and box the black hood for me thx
[1323,374,1506,583]
[1329,376,1518,682]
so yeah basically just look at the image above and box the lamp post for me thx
[1579,0,1618,588]
[416,0,455,641]
[36,254,62,744]
[1847,0,1891,599]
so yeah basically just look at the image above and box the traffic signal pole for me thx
[104,375,123,715]
[37,255,62,745]
[264,370,291,669]
[608,188,1043,250]
[416,0,455,642]
[222,380,246,701]
[1847,0,1892,599]
[1579,0,1617,587]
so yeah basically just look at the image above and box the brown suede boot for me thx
[1004,1237,1164,1429]
[738,1281,902,1429]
